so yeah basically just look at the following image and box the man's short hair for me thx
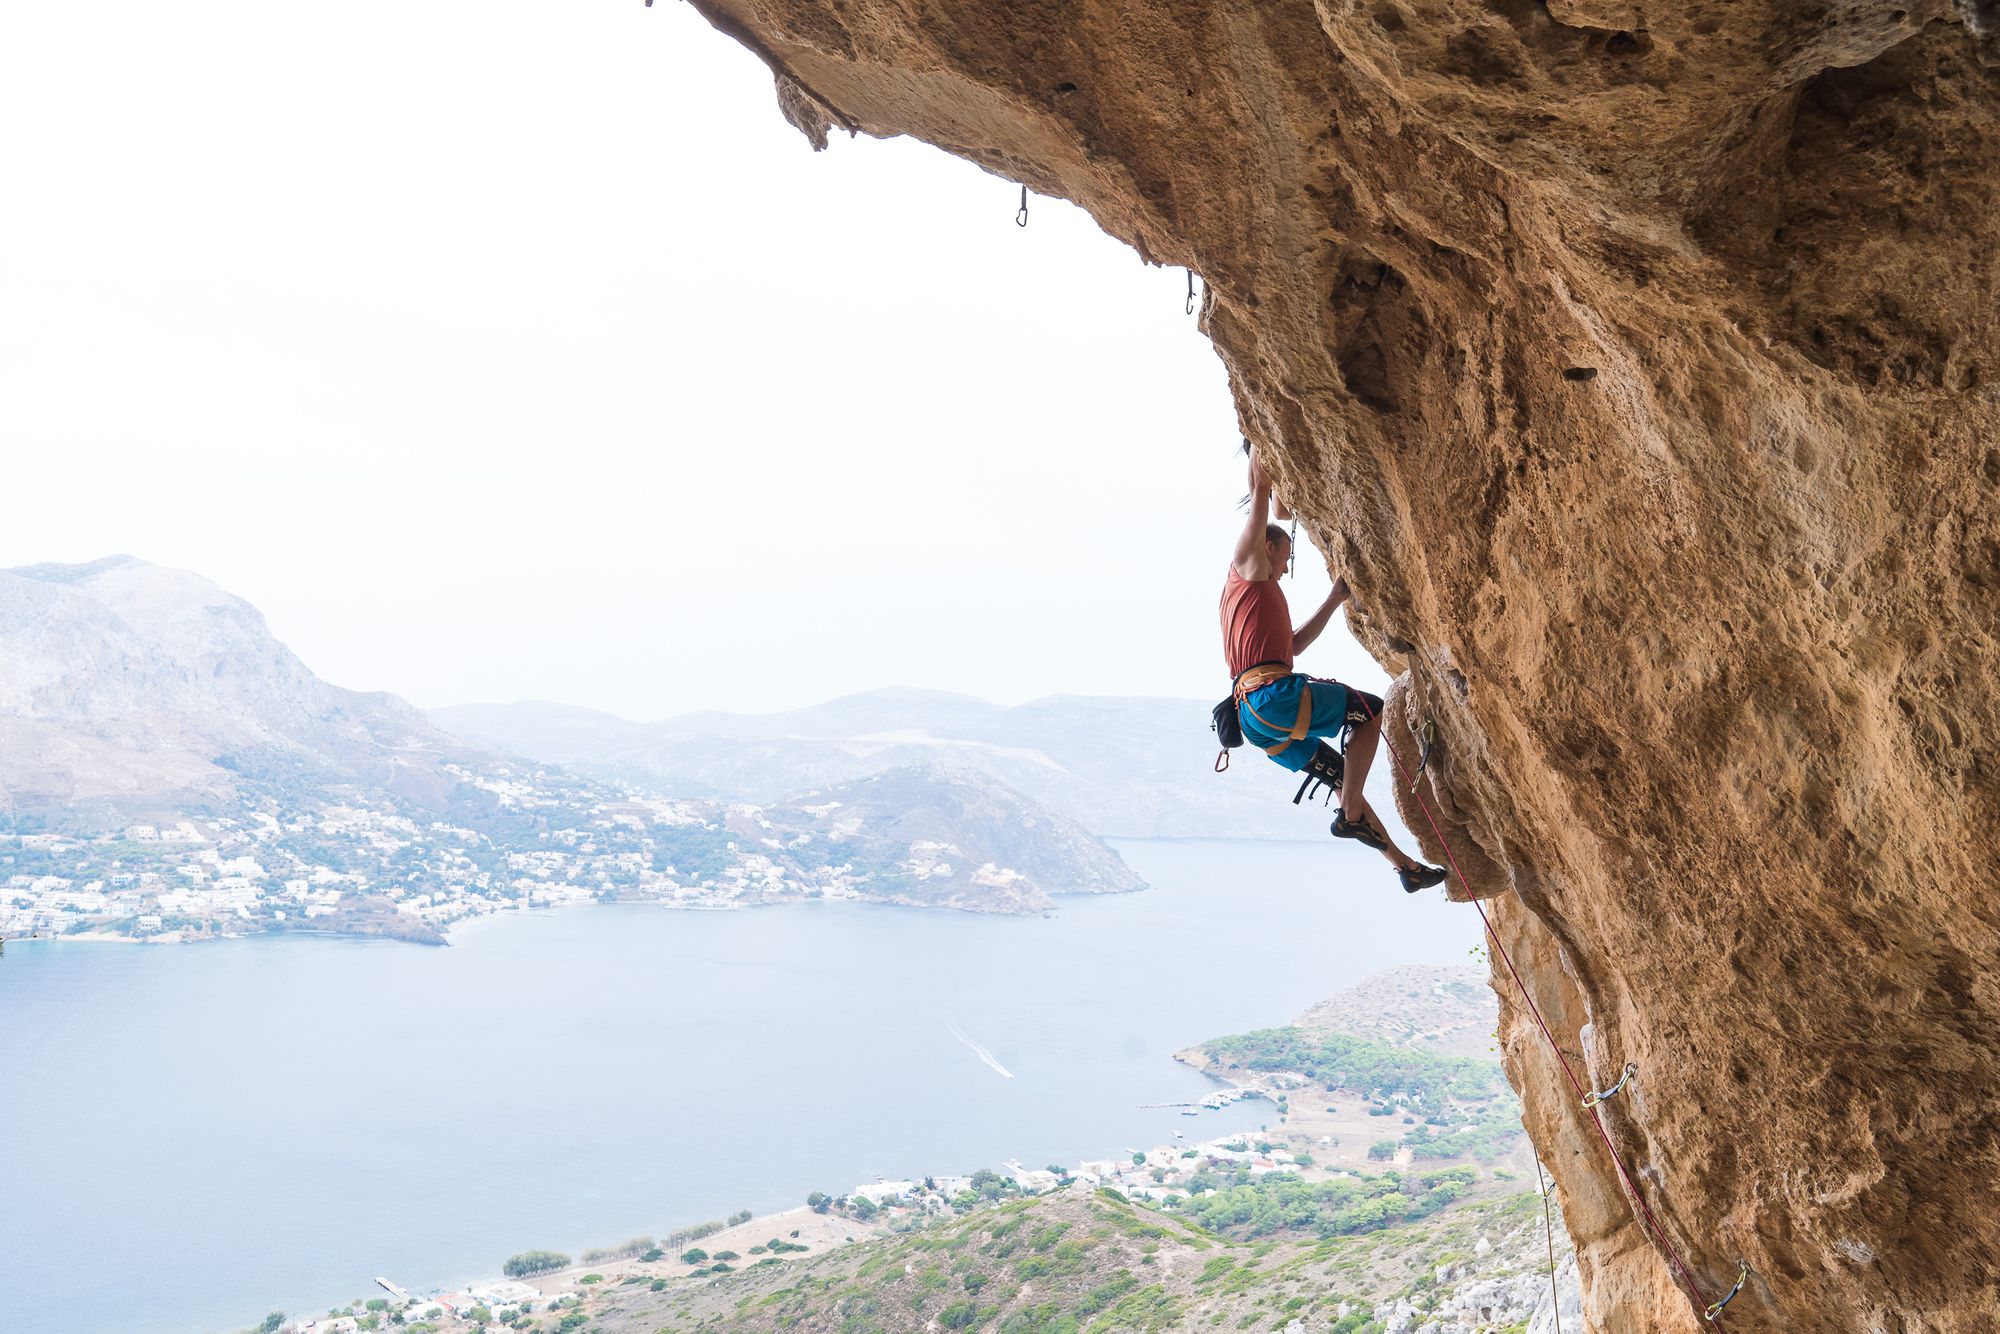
[1265,523,1290,546]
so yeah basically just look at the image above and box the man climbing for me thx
[1222,449,1447,893]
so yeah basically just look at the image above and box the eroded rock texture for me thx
[682,2,2000,1327]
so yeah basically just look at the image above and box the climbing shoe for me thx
[1331,809,1389,851]
[1397,864,1448,894]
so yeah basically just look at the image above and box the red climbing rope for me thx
[1354,694,1728,1330]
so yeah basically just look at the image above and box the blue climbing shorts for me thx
[1237,676,1383,772]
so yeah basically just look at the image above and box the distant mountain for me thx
[430,689,1328,841]
[0,556,487,823]
[752,763,1146,905]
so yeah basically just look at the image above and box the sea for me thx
[0,837,1480,1332]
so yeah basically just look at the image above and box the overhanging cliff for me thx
[679,2,2000,1327]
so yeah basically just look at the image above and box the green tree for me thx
[258,1314,285,1334]
[504,1250,570,1278]
[807,1191,831,1213]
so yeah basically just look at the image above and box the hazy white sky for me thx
[2,0,1383,717]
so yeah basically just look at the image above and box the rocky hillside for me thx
[431,691,1331,842]
[1291,965,1498,1061]
[0,556,487,823]
[518,1186,1576,1334]
[676,4,2000,1328]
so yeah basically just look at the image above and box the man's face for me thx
[1268,536,1292,575]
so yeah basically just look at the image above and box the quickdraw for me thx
[1582,1061,1638,1110]
[1016,185,1030,228]
[1186,270,1198,315]
[1704,1261,1749,1322]
[1408,718,1435,792]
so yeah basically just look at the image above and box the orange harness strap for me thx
[1234,665,1311,756]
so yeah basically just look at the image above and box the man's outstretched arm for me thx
[1233,453,1275,581]
[1292,575,1350,654]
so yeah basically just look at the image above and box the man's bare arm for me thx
[1232,454,1275,581]
[1292,576,1350,654]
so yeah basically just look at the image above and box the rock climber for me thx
[1222,447,1447,893]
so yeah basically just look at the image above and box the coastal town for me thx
[1,762,1134,945]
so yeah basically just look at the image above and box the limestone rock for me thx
[681,2,2000,1327]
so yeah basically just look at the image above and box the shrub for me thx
[681,1249,709,1264]
[578,1274,604,1285]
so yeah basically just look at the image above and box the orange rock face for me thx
[683,2,2000,1327]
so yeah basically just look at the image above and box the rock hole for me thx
[1372,3,1406,33]
[1052,82,1077,95]
[1561,366,1598,382]
[1604,30,1651,56]
[1692,15,1721,33]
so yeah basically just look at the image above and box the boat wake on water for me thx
[945,1021,1015,1079]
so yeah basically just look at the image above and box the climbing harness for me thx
[1533,1158,1563,1334]
[1582,1061,1638,1109]
[1016,185,1030,228]
[1347,689,1736,1329]
[1704,1261,1749,1323]
[1186,270,1199,316]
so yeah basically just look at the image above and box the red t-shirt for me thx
[1220,567,1294,678]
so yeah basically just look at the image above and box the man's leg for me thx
[1332,700,1438,878]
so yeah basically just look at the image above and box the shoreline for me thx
[307,1054,1519,1334]
[5,881,1151,951]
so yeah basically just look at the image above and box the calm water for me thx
[0,838,1478,1332]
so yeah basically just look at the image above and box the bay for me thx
[0,837,1479,1332]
